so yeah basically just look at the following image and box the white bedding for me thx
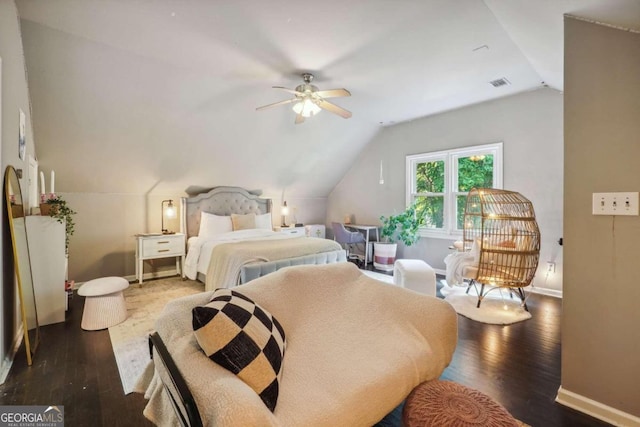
[184,229,301,280]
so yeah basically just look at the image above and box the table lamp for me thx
[162,199,176,234]
[281,201,289,227]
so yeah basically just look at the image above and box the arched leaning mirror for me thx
[5,166,39,365]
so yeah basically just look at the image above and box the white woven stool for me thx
[393,259,436,296]
[78,277,129,331]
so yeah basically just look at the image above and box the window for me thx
[406,142,503,237]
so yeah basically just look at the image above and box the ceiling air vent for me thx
[489,77,510,88]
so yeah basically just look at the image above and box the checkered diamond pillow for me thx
[192,289,286,411]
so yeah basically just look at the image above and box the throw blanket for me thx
[205,237,342,291]
[444,251,475,286]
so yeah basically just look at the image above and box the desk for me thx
[345,224,379,266]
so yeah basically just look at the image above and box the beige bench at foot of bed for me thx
[240,249,347,283]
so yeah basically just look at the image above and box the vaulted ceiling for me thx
[16,0,640,197]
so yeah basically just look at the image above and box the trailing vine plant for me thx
[45,196,76,254]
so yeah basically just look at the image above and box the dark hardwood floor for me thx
[0,273,612,427]
[0,292,153,427]
[437,287,610,427]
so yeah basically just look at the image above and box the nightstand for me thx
[135,233,186,284]
[276,226,306,236]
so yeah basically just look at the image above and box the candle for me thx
[40,171,45,195]
[50,170,55,194]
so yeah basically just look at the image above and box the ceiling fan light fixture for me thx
[292,98,321,118]
[257,73,351,123]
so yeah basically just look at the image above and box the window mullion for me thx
[445,154,458,233]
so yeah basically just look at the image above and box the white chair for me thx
[141,263,458,426]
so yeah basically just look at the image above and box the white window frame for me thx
[406,142,503,239]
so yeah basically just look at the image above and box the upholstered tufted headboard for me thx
[180,186,272,239]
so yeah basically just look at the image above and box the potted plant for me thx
[42,195,76,254]
[374,203,420,271]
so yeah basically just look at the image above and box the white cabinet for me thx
[135,233,186,284]
[26,216,66,326]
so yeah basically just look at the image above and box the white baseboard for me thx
[435,271,563,298]
[529,286,562,298]
[556,386,640,427]
[0,325,25,385]
[123,269,181,284]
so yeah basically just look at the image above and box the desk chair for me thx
[332,222,366,263]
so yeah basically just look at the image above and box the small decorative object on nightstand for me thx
[135,233,185,284]
[276,226,305,236]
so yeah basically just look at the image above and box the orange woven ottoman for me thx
[403,380,522,427]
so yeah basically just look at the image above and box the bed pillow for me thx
[255,213,273,230]
[231,213,256,231]
[199,212,232,238]
[192,289,286,412]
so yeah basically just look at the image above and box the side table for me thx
[135,233,185,284]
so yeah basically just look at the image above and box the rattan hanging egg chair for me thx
[462,188,540,311]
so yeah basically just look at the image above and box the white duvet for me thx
[184,229,301,280]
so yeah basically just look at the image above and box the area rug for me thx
[108,277,204,394]
[440,284,531,325]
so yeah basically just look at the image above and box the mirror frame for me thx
[5,165,39,365]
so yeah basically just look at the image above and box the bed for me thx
[180,186,346,290]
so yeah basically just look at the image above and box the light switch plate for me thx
[592,192,639,215]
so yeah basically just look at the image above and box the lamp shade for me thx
[281,201,290,227]
[162,199,176,234]
[165,201,176,218]
[292,99,321,118]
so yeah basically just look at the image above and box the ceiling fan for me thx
[256,73,352,124]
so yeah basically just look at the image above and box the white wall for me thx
[0,0,39,378]
[328,88,564,293]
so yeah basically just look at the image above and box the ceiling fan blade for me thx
[316,99,352,119]
[273,86,304,96]
[313,88,351,98]
[295,113,305,124]
[256,98,298,111]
